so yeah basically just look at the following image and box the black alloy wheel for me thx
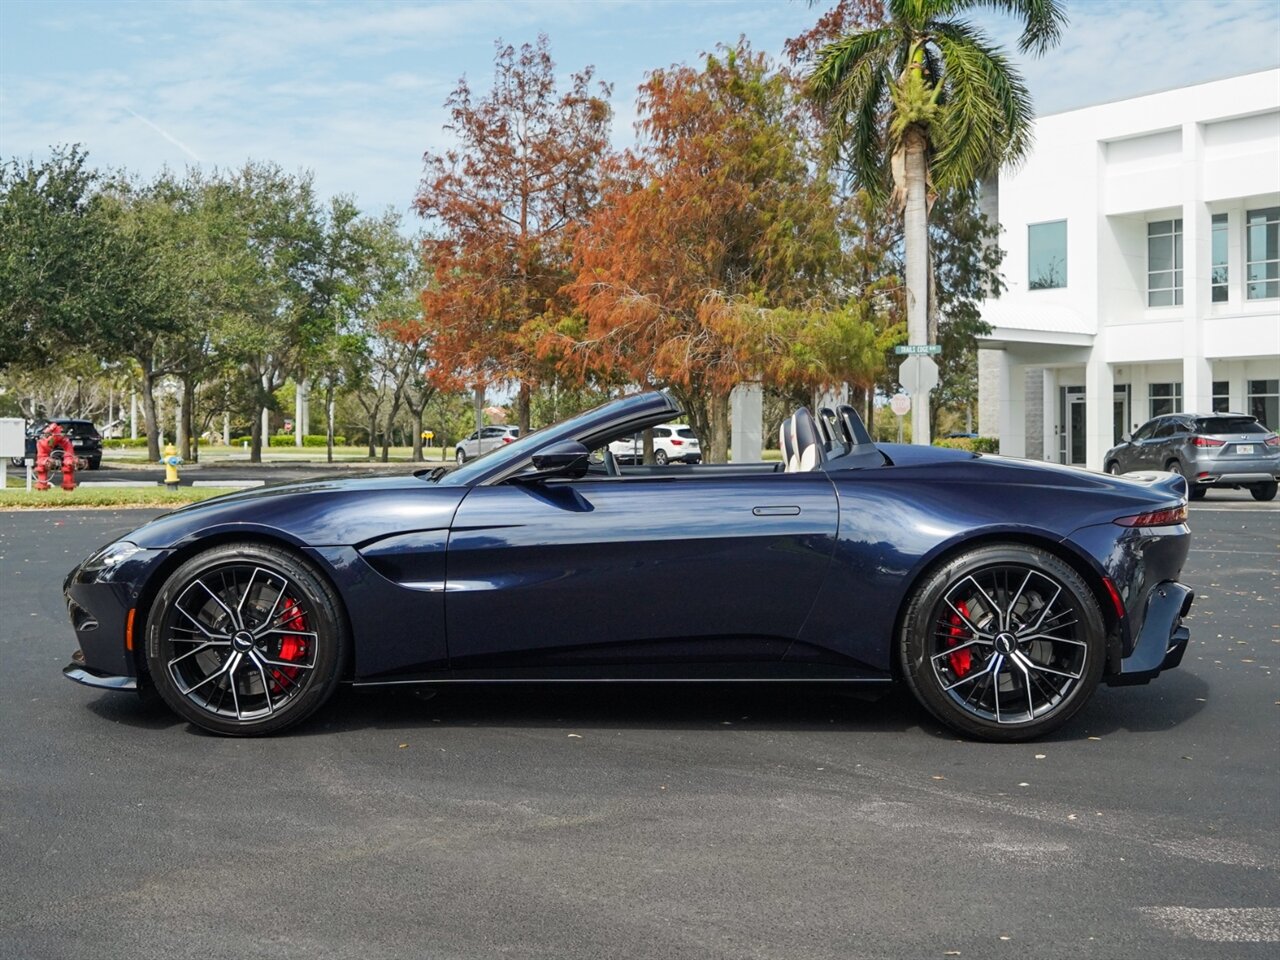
[145,543,348,736]
[900,545,1106,742]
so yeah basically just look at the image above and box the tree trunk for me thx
[325,380,336,464]
[517,381,531,435]
[139,363,161,462]
[380,394,402,463]
[708,390,730,464]
[903,125,932,446]
[181,377,196,462]
[641,428,654,465]
[249,406,263,464]
[411,407,424,462]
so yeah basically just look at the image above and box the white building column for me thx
[1042,369,1057,462]
[1182,120,1212,414]
[295,380,306,448]
[1085,351,1114,471]
[996,349,1026,457]
[730,382,763,462]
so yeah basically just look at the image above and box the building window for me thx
[1248,379,1279,430]
[1246,207,1279,300]
[1149,382,1182,419]
[1211,213,1228,303]
[1147,218,1183,306]
[1212,380,1230,413]
[1028,220,1067,290]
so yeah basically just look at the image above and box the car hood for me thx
[127,474,468,549]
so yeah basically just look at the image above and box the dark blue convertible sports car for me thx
[63,392,1194,741]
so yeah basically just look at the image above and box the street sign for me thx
[889,393,911,417]
[894,344,942,356]
[899,355,940,396]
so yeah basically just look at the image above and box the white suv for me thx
[456,425,519,463]
[608,424,702,465]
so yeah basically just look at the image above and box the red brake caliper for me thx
[946,601,973,678]
[269,597,308,694]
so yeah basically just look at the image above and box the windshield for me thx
[1196,417,1266,435]
[432,393,675,486]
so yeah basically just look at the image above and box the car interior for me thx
[578,404,887,480]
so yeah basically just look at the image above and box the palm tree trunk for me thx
[903,125,931,446]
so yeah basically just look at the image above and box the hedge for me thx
[933,436,1000,454]
[107,437,151,448]
[268,434,346,447]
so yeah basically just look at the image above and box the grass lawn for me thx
[102,443,456,464]
[0,485,242,509]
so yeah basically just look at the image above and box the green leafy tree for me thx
[807,0,1065,444]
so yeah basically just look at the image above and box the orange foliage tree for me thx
[414,35,612,432]
[562,42,848,461]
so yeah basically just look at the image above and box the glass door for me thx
[1066,394,1087,465]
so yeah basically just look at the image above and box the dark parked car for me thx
[63,392,1194,742]
[12,419,103,470]
[1103,412,1279,501]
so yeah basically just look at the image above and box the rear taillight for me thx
[1266,435,1279,447]
[502,436,512,443]
[1192,436,1225,447]
[670,439,684,446]
[1114,504,1188,527]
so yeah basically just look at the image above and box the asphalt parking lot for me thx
[1,500,1276,960]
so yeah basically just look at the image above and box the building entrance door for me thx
[1066,394,1087,465]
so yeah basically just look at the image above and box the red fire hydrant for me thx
[35,423,77,491]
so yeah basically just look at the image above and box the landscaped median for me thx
[0,486,243,509]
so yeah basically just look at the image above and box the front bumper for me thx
[1105,580,1193,686]
[63,648,137,691]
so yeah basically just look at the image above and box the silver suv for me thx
[456,425,519,464]
[1103,412,1279,501]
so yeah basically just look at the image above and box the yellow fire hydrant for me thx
[161,443,183,490]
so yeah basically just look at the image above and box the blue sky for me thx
[2,0,1278,223]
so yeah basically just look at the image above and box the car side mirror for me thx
[526,440,590,480]
[1121,433,1131,443]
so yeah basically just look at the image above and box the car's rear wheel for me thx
[1252,481,1278,502]
[1164,459,1184,478]
[899,545,1106,742]
[145,543,348,736]
[654,450,669,465]
[88,457,101,470]
[1105,461,1120,475]
[456,449,467,465]
[1189,485,1206,500]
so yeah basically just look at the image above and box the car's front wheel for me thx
[1252,481,1278,502]
[455,449,467,465]
[145,543,349,736]
[899,544,1106,742]
[1105,461,1120,475]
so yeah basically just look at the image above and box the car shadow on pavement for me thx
[79,671,1211,741]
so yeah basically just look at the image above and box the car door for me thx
[444,472,840,673]
[1124,420,1157,469]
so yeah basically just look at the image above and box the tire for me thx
[456,449,467,465]
[9,457,23,468]
[899,544,1106,742]
[1165,459,1184,478]
[1105,461,1120,475]
[88,457,101,470]
[654,450,669,466]
[145,542,349,736]
[1189,485,1207,501]
[1251,481,1278,502]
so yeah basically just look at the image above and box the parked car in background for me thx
[608,423,701,464]
[455,425,519,464]
[11,419,103,470]
[1103,412,1279,501]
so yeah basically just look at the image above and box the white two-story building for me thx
[977,70,1280,469]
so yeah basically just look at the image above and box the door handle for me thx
[753,505,800,516]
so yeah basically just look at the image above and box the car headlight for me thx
[82,540,144,574]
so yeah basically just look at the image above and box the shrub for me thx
[933,436,1000,454]
[106,437,151,448]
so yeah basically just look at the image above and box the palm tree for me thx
[808,0,1066,444]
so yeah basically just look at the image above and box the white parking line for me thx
[1138,906,1280,942]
